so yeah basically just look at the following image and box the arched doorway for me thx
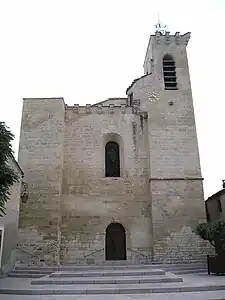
[105,223,126,260]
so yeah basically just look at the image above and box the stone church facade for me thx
[17,30,209,265]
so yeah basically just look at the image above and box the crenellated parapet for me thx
[143,31,191,73]
[155,31,191,46]
[65,103,136,115]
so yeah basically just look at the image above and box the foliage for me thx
[195,220,225,255]
[0,122,19,216]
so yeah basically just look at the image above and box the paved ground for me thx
[0,292,224,299]
[0,273,225,299]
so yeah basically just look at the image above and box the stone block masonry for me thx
[18,98,65,265]
[18,98,152,265]
[17,31,213,265]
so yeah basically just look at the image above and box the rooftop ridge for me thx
[126,73,150,94]
[91,97,127,107]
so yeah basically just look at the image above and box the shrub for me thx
[195,220,225,255]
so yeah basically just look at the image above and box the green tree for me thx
[0,122,19,216]
[195,220,225,255]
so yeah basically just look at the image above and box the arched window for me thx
[163,54,177,90]
[105,141,120,177]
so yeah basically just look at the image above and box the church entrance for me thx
[105,223,126,260]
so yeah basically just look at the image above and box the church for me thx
[17,28,209,265]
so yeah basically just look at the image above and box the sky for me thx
[0,0,224,199]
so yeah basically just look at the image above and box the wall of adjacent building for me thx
[0,155,23,274]
[206,191,225,222]
[220,193,225,219]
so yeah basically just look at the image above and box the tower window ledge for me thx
[101,177,124,181]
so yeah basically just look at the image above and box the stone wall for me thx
[150,179,211,263]
[18,98,65,265]
[18,99,152,265]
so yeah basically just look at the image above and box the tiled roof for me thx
[206,188,225,201]
[126,73,151,94]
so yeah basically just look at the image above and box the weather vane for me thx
[154,13,168,35]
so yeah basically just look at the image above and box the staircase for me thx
[1,263,225,295]
[8,262,207,278]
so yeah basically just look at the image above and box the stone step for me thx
[67,262,207,269]
[15,263,206,272]
[14,264,155,272]
[7,273,47,278]
[1,283,225,295]
[31,273,183,285]
[162,266,207,272]
[8,268,206,279]
[173,269,207,275]
[49,268,166,278]
[9,269,52,275]
[153,264,206,270]
[64,260,137,265]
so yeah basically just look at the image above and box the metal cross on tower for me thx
[154,13,168,35]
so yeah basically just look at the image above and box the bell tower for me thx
[126,25,209,263]
[143,29,191,91]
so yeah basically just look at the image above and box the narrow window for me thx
[218,199,222,212]
[205,203,210,222]
[105,142,120,177]
[163,54,177,90]
[128,93,133,106]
